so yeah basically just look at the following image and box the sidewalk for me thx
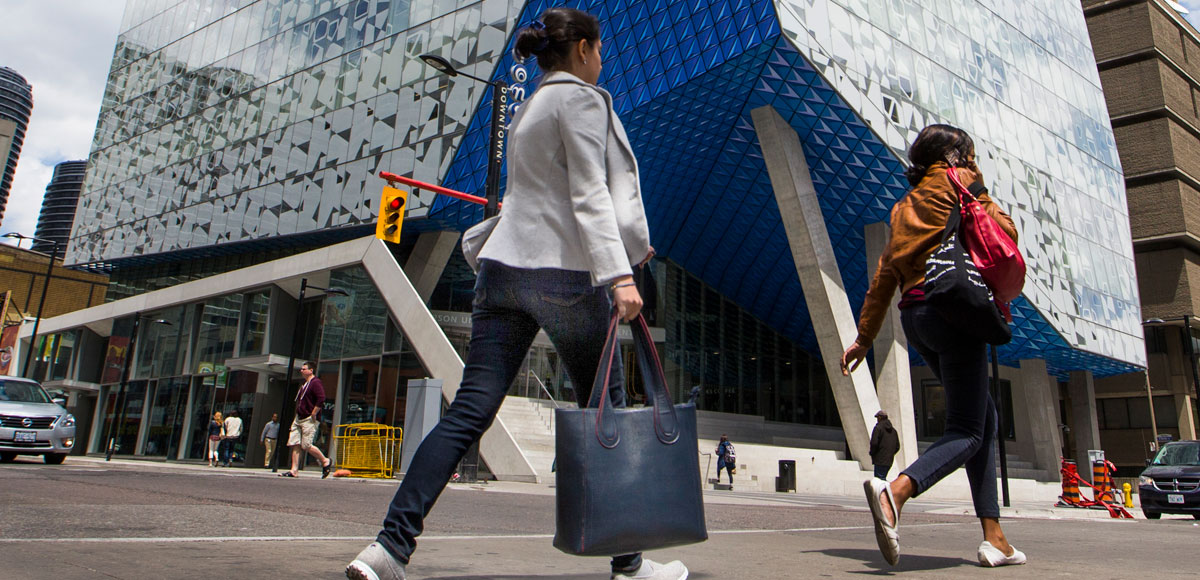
[70,455,1146,521]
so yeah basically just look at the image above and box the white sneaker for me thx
[977,541,1026,567]
[346,542,406,580]
[611,559,688,580]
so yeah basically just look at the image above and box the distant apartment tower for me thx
[32,160,87,253]
[0,67,33,227]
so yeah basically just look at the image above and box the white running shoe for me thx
[611,559,689,580]
[346,542,406,580]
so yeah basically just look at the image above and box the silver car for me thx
[0,377,75,464]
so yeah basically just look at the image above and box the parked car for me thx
[1138,440,1200,520]
[0,377,75,464]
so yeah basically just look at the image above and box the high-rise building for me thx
[1084,0,1200,470]
[0,67,33,227]
[25,0,1143,486]
[32,160,88,254]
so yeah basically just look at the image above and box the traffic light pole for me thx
[484,81,507,219]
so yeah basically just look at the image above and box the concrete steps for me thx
[495,396,572,484]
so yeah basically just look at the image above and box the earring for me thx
[583,58,588,65]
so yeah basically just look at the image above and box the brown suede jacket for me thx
[855,162,1018,344]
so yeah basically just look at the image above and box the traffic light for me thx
[376,186,408,244]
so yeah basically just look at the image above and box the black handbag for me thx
[553,313,708,556]
[923,195,1013,345]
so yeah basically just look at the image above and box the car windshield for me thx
[0,380,52,404]
[1152,443,1200,466]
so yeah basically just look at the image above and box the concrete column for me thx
[1018,359,1063,478]
[404,231,460,302]
[1068,370,1101,483]
[752,105,880,470]
[864,222,917,470]
[1177,393,1197,440]
[399,378,444,475]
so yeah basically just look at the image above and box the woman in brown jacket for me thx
[840,125,1026,568]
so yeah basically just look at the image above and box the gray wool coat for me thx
[478,71,652,286]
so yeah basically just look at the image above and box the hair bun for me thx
[514,24,550,61]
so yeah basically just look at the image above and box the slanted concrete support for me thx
[1017,359,1063,479]
[1068,370,1101,483]
[752,105,880,470]
[405,230,461,302]
[864,222,917,470]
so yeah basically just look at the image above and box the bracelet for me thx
[612,282,636,289]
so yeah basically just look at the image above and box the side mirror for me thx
[52,397,67,407]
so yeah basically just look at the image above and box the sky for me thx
[0,0,125,247]
[3,1,1200,251]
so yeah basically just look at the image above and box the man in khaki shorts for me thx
[282,361,332,478]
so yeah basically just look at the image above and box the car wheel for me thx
[43,453,67,465]
[0,452,16,463]
[1144,511,1160,520]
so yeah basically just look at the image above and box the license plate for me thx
[1168,494,1185,504]
[14,430,36,443]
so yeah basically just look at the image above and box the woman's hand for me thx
[611,276,642,322]
[638,246,656,268]
[840,337,870,376]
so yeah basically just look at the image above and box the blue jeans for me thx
[718,461,734,484]
[220,438,234,465]
[376,261,641,573]
[899,302,1000,519]
[873,463,891,479]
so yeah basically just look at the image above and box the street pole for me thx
[484,80,508,219]
[271,278,308,473]
[990,345,1010,507]
[21,239,60,379]
[106,314,142,461]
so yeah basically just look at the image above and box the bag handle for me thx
[587,311,680,449]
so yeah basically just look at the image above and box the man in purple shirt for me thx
[282,361,332,478]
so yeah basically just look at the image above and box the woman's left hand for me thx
[840,337,870,376]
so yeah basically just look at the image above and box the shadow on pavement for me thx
[808,548,970,574]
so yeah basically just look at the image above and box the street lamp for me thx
[269,278,349,472]
[419,54,506,219]
[104,314,172,460]
[2,232,61,379]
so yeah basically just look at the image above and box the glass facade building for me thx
[44,0,1143,466]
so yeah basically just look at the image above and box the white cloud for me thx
[0,0,125,245]
[1177,1,1200,28]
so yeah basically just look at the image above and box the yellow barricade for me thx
[333,423,403,478]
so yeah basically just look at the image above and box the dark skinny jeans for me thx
[376,260,642,573]
[899,302,1000,519]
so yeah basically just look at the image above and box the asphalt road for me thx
[0,457,1196,579]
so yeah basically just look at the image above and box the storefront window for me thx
[240,291,270,355]
[47,330,78,381]
[136,306,192,378]
[143,377,189,457]
[187,376,217,460]
[194,294,243,374]
[112,380,148,455]
[321,266,387,359]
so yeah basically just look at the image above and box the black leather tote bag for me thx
[923,195,1012,345]
[553,313,708,556]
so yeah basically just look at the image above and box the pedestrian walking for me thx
[221,409,242,467]
[346,8,687,580]
[716,435,736,488]
[869,410,899,480]
[207,411,224,468]
[841,124,1025,568]
[261,412,280,468]
[281,361,332,478]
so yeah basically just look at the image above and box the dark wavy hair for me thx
[905,124,975,187]
[513,7,601,71]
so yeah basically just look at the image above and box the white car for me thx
[0,377,75,464]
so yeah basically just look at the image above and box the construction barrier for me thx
[1056,456,1133,519]
[333,423,403,479]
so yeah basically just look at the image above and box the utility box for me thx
[399,378,443,476]
[776,459,797,492]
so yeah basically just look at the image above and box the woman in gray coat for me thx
[347,8,686,580]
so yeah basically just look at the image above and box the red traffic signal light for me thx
[376,186,409,244]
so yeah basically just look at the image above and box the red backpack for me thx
[945,168,1026,304]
